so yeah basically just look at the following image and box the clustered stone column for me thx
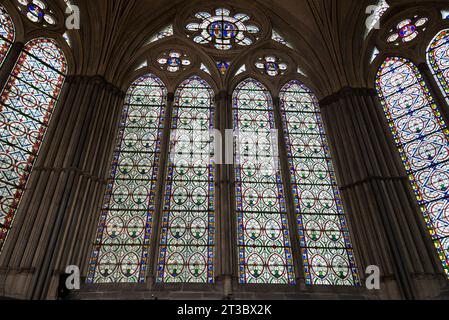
[0,75,125,299]
[319,87,448,299]
[0,42,23,90]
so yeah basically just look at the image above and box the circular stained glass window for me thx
[387,16,428,45]
[255,56,288,77]
[157,51,191,73]
[16,0,57,26]
[185,8,261,50]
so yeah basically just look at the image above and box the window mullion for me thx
[272,95,305,285]
[148,92,175,284]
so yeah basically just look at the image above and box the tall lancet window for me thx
[0,5,15,67]
[88,74,167,283]
[280,81,359,285]
[376,57,449,277]
[0,38,67,252]
[157,76,215,283]
[427,29,449,103]
[233,79,295,284]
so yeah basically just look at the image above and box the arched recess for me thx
[0,4,15,67]
[233,78,296,285]
[376,56,449,278]
[156,75,216,284]
[427,29,449,104]
[0,37,67,252]
[280,80,360,286]
[87,74,167,284]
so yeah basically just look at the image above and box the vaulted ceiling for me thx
[18,0,439,97]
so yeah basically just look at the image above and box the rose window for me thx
[387,17,428,44]
[185,8,260,50]
[255,56,288,77]
[16,0,57,26]
[157,51,191,73]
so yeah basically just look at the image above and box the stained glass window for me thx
[135,60,147,71]
[371,47,380,64]
[216,61,230,75]
[280,81,359,285]
[386,17,428,45]
[200,63,211,75]
[272,30,293,49]
[148,25,174,44]
[255,56,288,77]
[427,29,449,103]
[16,0,57,26]
[185,8,260,50]
[0,4,15,67]
[0,38,67,252]
[87,74,167,283]
[233,79,295,284]
[442,10,449,20]
[376,57,449,277]
[157,51,191,73]
[157,76,215,283]
[235,65,246,77]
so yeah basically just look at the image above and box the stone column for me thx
[0,42,23,90]
[319,87,447,300]
[0,75,125,300]
[217,91,234,297]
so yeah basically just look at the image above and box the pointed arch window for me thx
[157,76,215,283]
[87,74,167,283]
[280,80,359,285]
[233,78,295,284]
[0,38,67,251]
[427,29,449,103]
[0,4,15,67]
[376,57,449,277]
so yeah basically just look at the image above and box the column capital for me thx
[320,87,377,107]
[217,90,230,102]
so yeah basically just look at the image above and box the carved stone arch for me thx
[123,66,171,95]
[172,72,220,97]
[364,4,439,89]
[277,76,320,100]
[121,37,220,93]
[230,75,277,100]
[23,30,75,74]
[374,5,435,60]
[367,48,419,87]
[419,18,449,63]
[227,43,320,97]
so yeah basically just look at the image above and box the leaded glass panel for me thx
[87,74,167,283]
[280,80,359,286]
[376,57,449,277]
[157,76,215,283]
[0,38,67,252]
[233,78,295,284]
